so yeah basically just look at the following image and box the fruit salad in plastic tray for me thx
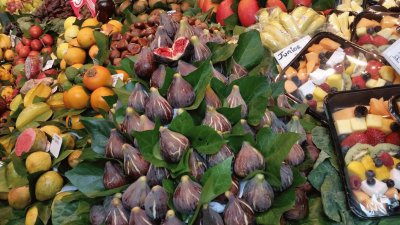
[352,12,400,54]
[336,0,366,13]
[277,32,399,116]
[325,86,400,218]
[366,0,400,11]
[327,11,356,40]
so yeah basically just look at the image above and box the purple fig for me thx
[150,26,173,49]
[128,83,149,114]
[150,65,166,88]
[254,109,272,131]
[177,60,197,76]
[122,176,150,209]
[231,59,247,78]
[240,119,255,137]
[173,175,202,214]
[190,36,211,62]
[145,87,173,124]
[174,17,194,40]
[270,111,287,133]
[105,198,129,225]
[103,162,127,190]
[204,85,221,109]
[202,107,231,132]
[159,127,189,163]
[121,107,140,135]
[160,13,178,39]
[212,65,228,84]
[129,207,155,225]
[277,95,293,110]
[234,142,265,178]
[136,115,156,132]
[284,144,305,166]
[167,73,195,108]
[207,144,234,167]
[284,188,308,220]
[215,176,239,203]
[161,210,184,225]
[90,205,106,225]
[106,129,127,159]
[227,85,247,117]
[146,164,170,187]
[286,116,306,143]
[134,47,157,80]
[273,163,293,192]
[306,144,320,163]
[196,204,224,225]
[144,185,168,220]
[123,144,150,181]
[242,174,274,212]
[223,191,255,225]
[189,150,207,181]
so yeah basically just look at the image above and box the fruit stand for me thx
[1,0,400,224]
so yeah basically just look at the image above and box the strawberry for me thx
[385,132,400,146]
[372,35,389,47]
[366,60,383,79]
[365,128,386,146]
[380,152,395,168]
[266,0,287,12]
[351,76,366,89]
[357,34,373,45]
[341,132,369,148]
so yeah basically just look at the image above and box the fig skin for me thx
[195,204,224,225]
[123,143,150,181]
[189,150,207,181]
[150,65,166,88]
[254,109,272,131]
[177,60,197,76]
[227,85,248,117]
[284,188,309,221]
[240,119,255,137]
[204,85,222,109]
[122,176,150,209]
[129,207,155,225]
[234,142,265,178]
[90,205,106,225]
[202,107,232,133]
[242,174,274,212]
[223,191,255,225]
[190,35,211,63]
[144,185,168,220]
[121,107,140,135]
[103,162,127,190]
[284,144,305,166]
[159,127,189,163]
[161,210,184,225]
[175,17,195,40]
[134,47,157,80]
[150,26,173,49]
[207,144,234,167]
[146,164,171,187]
[136,115,156,132]
[212,66,228,84]
[128,83,149,114]
[145,87,173,125]
[159,13,178,39]
[105,198,129,225]
[173,175,202,214]
[105,129,126,159]
[274,163,294,192]
[167,73,195,108]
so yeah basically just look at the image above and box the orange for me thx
[89,45,99,59]
[77,27,95,49]
[90,87,114,112]
[83,65,112,91]
[115,69,129,82]
[65,115,85,130]
[63,86,89,109]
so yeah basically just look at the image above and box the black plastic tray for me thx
[324,85,400,219]
[366,0,400,12]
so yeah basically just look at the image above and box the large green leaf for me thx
[64,162,105,197]
[93,31,110,65]
[232,30,264,70]
[52,199,91,225]
[80,117,114,155]
[186,125,225,155]
[208,42,237,63]
[184,61,214,110]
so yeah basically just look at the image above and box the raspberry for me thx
[341,132,369,148]
[380,152,395,168]
[365,128,386,146]
[385,132,400,146]
[349,175,361,190]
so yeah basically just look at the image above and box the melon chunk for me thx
[319,38,340,51]
[14,128,48,157]
[333,107,356,121]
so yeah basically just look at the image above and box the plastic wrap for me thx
[326,10,356,40]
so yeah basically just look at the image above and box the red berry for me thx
[366,60,383,80]
[341,132,369,148]
[351,76,366,89]
[372,35,389,47]
[357,34,373,45]
[365,128,386,146]
[349,175,361,190]
[385,132,400,146]
[380,152,395,168]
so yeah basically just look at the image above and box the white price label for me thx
[274,35,311,69]
[51,86,58,94]
[112,73,124,87]
[42,60,54,71]
[383,39,400,74]
[49,134,63,158]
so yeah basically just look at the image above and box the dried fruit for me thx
[144,185,168,220]
[161,210,184,225]
[273,163,293,192]
[129,207,154,225]
[90,205,106,225]
[134,47,157,79]
[145,87,173,124]
[196,204,224,225]
[146,164,170,187]
[159,127,190,163]
[150,65,166,88]
[105,198,129,225]
[284,188,308,220]
[177,60,197,76]
[190,35,211,62]
[202,107,232,132]
[121,107,140,135]
[106,129,126,159]
[234,142,265,177]
[103,162,127,190]
[223,191,255,225]
[154,37,192,64]
[284,144,305,166]
[123,144,150,181]
[128,83,149,114]
[227,85,248,117]
[150,26,173,49]
[207,144,234,167]
[122,176,150,209]
[189,150,207,181]
[167,73,195,108]
[204,85,222,108]
[173,175,202,214]
[242,174,274,212]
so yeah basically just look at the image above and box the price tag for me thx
[49,134,63,158]
[274,35,311,69]
[383,39,400,74]
[51,86,58,94]
[69,0,96,19]
[42,60,54,71]
[112,73,124,87]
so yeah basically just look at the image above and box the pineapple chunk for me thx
[366,114,383,128]
[335,119,353,135]
[366,79,378,88]
[382,118,395,134]
[313,87,328,101]
[375,78,386,87]
[361,155,375,171]
[326,74,344,91]
[350,117,367,132]
[347,161,367,180]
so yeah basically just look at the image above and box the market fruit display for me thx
[336,0,364,12]
[328,11,355,40]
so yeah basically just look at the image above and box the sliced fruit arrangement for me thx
[327,11,355,40]
[282,33,399,112]
[336,0,364,12]
[368,0,400,10]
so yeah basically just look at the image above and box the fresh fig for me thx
[161,210,184,225]
[284,188,308,220]
[103,162,127,190]
[123,144,150,181]
[150,65,166,88]
[215,176,240,203]
[286,115,306,143]
[129,207,155,225]
[167,73,195,108]
[122,176,150,209]
[254,109,272,131]
[177,60,197,76]
[159,126,189,163]
[196,204,224,225]
[173,175,202,214]
[270,111,287,133]
[204,85,222,108]
[273,163,293,192]
[153,37,192,64]
[144,185,168,220]
[174,17,195,40]
[242,174,274,212]
[189,150,207,181]
[128,83,149,114]
[150,26,173,49]
[277,95,293,110]
[227,85,248,117]
[240,119,255,137]
[134,47,157,79]
[105,129,125,159]
[212,65,228,84]
[105,198,129,225]
[231,59,247,78]
[90,205,106,225]
[160,13,178,38]
[136,115,156,131]
[190,36,211,62]
[202,107,231,132]
[207,144,234,167]
[234,142,265,178]
[145,87,173,124]
[223,191,255,225]
[146,164,171,187]
[121,107,140,135]
[284,144,305,166]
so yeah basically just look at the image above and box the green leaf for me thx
[52,150,75,166]
[168,110,195,135]
[158,67,175,96]
[51,199,91,225]
[232,30,264,70]
[312,126,339,170]
[113,87,131,106]
[312,0,335,10]
[64,162,105,197]
[290,196,340,225]
[321,173,347,222]
[169,149,192,178]
[379,217,400,225]
[0,166,8,192]
[35,201,52,225]
[133,125,167,168]
[93,31,110,65]
[308,160,336,192]
[184,61,214,110]
[225,133,254,153]
[186,125,225,155]
[208,42,237,63]
[80,117,114,155]
[217,107,241,125]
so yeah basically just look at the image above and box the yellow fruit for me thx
[1,86,13,99]
[2,64,12,71]
[82,18,99,27]
[347,161,366,180]
[8,186,31,209]
[35,171,64,201]
[375,166,390,181]
[68,150,82,168]
[66,115,85,130]
[68,38,81,48]
[360,155,375,171]
[64,16,77,30]
[23,83,52,107]
[0,49,3,61]
[56,43,69,59]
[26,152,52,174]
[71,64,84,69]
[64,25,80,42]
[40,125,61,137]
[89,45,99,59]
[64,47,86,66]
[25,206,39,225]
[47,93,65,110]
[108,20,123,32]
[51,192,72,211]
[60,59,67,70]
[63,85,89,109]
[394,157,400,167]
[4,49,14,61]
[0,34,11,49]
[77,27,96,49]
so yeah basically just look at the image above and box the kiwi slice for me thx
[345,143,373,165]
[370,143,400,158]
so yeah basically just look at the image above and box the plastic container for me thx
[327,10,357,40]
[366,0,400,12]
[336,0,367,13]
[324,85,400,218]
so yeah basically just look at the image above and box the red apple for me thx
[29,25,43,39]
[21,37,32,46]
[216,0,234,25]
[15,42,24,53]
[41,46,53,54]
[41,34,54,46]
[30,39,43,51]
[238,0,259,27]
[19,46,31,58]
[202,0,219,13]
[266,0,287,12]
[293,0,312,7]
[28,51,40,57]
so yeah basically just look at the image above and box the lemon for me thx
[64,16,77,30]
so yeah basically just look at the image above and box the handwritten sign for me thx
[383,39,400,74]
[69,0,97,19]
[274,35,311,69]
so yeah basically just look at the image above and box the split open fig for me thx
[153,37,192,64]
